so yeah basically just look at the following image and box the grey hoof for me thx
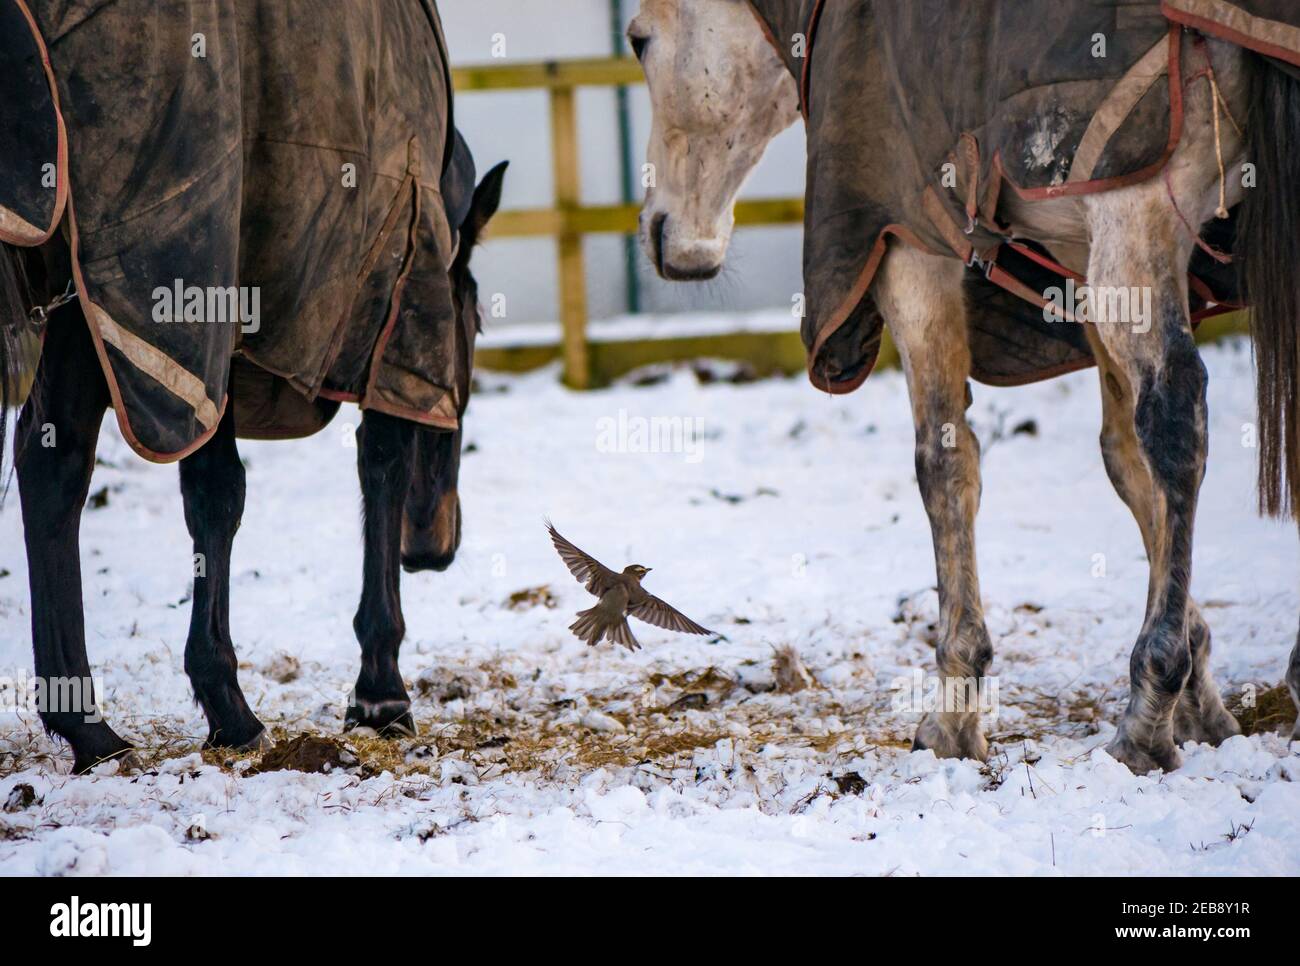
[912,713,989,762]
[1106,735,1181,774]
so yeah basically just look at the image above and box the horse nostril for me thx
[651,212,667,277]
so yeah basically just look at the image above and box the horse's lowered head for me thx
[400,160,507,573]
[631,0,799,280]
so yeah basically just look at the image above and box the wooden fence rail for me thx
[451,57,804,388]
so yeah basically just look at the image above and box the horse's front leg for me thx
[878,247,992,761]
[346,410,418,736]
[1086,328,1239,747]
[16,309,135,773]
[178,403,266,750]
[1085,185,1210,773]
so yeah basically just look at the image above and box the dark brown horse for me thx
[0,0,507,773]
[0,162,504,773]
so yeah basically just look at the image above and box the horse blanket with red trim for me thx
[750,0,1299,394]
[0,0,470,461]
[1165,0,1300,73]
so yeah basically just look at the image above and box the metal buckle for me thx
[26,279,78,334]
[966,247,995,278]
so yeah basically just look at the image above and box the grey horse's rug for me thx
[0,0,473,461]
[748,0,1300,394]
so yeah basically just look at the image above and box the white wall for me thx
[439,0,806,328]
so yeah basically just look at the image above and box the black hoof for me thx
[193,680,267,753]
[344,698,417,738]
[217,728,272,754]
[203,719,270,753]
[71,737,137,776]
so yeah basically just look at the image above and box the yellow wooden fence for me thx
[451,57,805,388]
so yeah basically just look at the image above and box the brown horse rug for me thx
[0,0,474,461]
[748,0,1300,394]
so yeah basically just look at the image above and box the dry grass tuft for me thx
[646,666,735,695]
[504,585,558,610]
[772,644,814,694]
[1227,683,1298,736]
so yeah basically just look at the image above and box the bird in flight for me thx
[546,521,713,651]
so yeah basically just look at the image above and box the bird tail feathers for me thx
[569,607,604,647]
[609,619,640,652]
[569,608,640,651]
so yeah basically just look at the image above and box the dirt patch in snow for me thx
[1228,683,1298,736]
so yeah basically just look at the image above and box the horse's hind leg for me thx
[346,410,417,737]
[1177,610,1242,744]
[177,403,266,750]
[1086,328,1239,747]
[1083,190,1213,772]
[16,309,134,773]
[878,246,992,761]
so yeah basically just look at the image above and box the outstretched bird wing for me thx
[546,522,620,596]
[629,591,712,636]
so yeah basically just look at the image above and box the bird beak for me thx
[644,567,653,573]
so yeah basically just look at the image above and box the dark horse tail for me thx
[0,243,31,469]
[1241,53,1300,518]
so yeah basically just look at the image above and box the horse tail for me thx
[1240,52,1300,518]
[0,243,32,471]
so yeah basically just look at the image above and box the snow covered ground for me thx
[1,337,1297,876]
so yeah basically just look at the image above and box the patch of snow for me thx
[1,337,1297,875]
